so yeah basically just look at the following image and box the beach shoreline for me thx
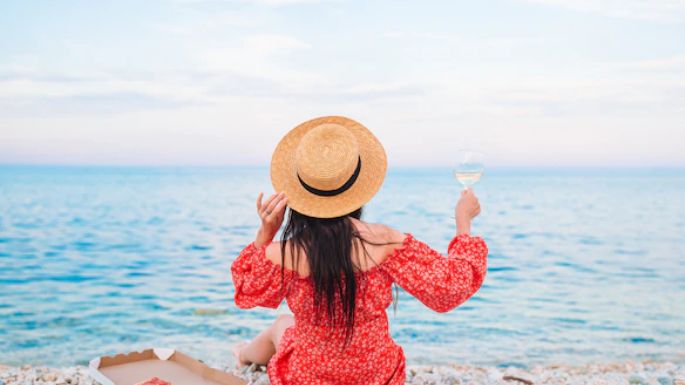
[1,360,683,385]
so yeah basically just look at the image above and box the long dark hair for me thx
[279,206,396,346]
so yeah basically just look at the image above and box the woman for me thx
[231,116,488,385]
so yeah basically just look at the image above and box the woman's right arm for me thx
[380,188,487,313]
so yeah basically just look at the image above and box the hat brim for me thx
[270,116,387,219]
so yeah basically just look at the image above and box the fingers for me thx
[461,187,476,197]
[474,199,481,216]
[268,195,289,219]
[262,193,278,212]
[459,189,476,202]
[258,192,288,222]
[457,187,481,219]
[268,192,283,209]
[256,192,264,211]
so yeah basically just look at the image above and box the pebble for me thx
[1,360,683,385]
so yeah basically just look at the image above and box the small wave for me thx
[188,244,212,251]
[489,266,517,272]
[551,317,587,325]
[623,337,656,344]
[579,237,602,245]
[48,275,99,283]
[125,271,152,278]
[614,249,647,256]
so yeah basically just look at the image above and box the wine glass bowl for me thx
[453,150,484,190]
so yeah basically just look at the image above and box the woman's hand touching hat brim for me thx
[254,191,288,247]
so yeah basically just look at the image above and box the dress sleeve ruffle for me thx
[230,241,296,309]
[380,233,488,313]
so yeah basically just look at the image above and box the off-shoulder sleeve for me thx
[380,233,488,313]
[230,242,296,309]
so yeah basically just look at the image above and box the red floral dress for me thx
[231,233,488,385]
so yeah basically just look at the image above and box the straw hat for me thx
[270,116,387,218]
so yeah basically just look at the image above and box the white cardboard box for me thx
[89,348,246,385]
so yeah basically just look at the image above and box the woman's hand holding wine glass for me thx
[455,188,481,235]
[452,149,483,235]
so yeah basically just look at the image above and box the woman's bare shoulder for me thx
[347,220,405,269]
[265,241,309,275]
[351,219,407,244]
[264,242,282,264]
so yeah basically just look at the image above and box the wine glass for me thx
[453,149,484,190]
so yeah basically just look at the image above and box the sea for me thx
[0,165,683,368]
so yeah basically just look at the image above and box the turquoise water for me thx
[1,166,684,368]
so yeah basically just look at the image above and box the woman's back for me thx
[263,219,406,277]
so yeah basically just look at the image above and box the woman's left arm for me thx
[231,241,294,309]
[231,192,290,309]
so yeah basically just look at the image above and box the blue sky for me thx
[1,0,683,167]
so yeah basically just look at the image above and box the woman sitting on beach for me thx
[231,116,488,385]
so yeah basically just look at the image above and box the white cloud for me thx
[197,33,326,93]
[0,31,317,114]
[257,0,326,5]
[383,31,460,42]
[523,0,685,22]
[243,34,311,55]
[0,71,208,103]
[166,0,327,6]
[605,54,685,71]
[149,11,257,34]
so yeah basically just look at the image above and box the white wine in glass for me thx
[453,150,484,190]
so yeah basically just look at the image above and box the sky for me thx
[1,0,684,168]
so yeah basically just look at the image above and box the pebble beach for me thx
[2,361,684,385]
